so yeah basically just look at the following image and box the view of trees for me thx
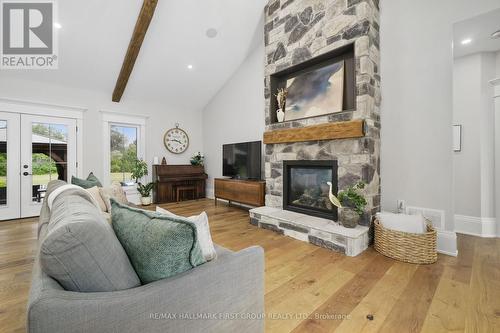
[110,126,137,183]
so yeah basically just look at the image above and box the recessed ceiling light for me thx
[54,22,62,29]
[206,28,218,39]
[187,64,194,70]
[461,38,472,45]
[491,30,500,39]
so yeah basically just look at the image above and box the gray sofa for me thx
[27,181,265,333]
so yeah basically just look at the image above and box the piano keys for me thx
[153,165,208,204]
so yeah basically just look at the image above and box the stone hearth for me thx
[250,206,369,256]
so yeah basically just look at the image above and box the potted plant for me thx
[137,182,155,206]
[131,159,153,205]
[131,159,148,183]
[190,152,204,166]
[327,181,367,228]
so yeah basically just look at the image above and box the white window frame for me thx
[101,111,147,186]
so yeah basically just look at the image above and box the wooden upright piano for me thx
[152,165,208,204]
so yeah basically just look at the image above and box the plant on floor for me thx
[190,152,204,166]
[137,182,155,205]
[131,158,148,183]
[137,182,154,197]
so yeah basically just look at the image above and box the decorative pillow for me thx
[100,182,128,212]
[71,172,103,189]
[111,200,206,284]
[85,186,107,212]
[156,206,217,261]
[376,212,427,234]
[40,191,141,292]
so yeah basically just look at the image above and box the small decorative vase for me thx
[339,207,360,228]
[276,108,285,123]
[140,196,152,206]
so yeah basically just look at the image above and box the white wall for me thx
[0,77,203,183]
[201,37,265,198]
[453,54,482,217]
[379,0,500,236]
[452,52,497,236]
[495,52,500,235]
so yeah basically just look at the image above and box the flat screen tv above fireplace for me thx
[283,160,338,220]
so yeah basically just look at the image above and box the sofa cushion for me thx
[156,206,217,261]
[71,172,103,189]
[39,191,141,292]
[111,200,206,284]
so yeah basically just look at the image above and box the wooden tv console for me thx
[214,178,266,207]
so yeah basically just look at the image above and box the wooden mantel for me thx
[263,119,364,144]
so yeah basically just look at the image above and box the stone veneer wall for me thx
[264,0,381,226]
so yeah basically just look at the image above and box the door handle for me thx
[23,172,32,176]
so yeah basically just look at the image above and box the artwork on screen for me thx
[284,59,345,121]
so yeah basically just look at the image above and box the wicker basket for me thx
[374,219,437,264]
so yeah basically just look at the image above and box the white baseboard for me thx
[454,215,497,238]
[437,230,458,256]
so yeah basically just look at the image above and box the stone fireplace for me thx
[249,0,380,256]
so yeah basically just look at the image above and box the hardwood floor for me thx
[1,199,499,332]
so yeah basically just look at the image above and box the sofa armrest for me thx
[28,246,265,333]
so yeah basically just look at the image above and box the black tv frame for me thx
[222,140,262,180]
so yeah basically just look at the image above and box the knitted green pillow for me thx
[71,172,103,189]
[110,200,206,284]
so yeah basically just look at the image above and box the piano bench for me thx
[176,185,197,202]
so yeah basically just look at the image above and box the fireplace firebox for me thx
[283,160,338,220]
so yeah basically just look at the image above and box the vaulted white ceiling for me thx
[2,0,266,110]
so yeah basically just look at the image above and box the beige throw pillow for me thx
[85,186,107,212]
[100,182,128,212]
[156,206,217,261]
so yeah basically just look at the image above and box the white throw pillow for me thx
[376,212,427,234]
[156,206,217,261]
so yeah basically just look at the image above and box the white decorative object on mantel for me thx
[249,206,369,256]
[276,108,285,122]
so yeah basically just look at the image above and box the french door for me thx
[0,112,77,220]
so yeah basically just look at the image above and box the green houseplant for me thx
[190,152,204,166]
[131,159,148,183]
[131,158,153,205]
[137,182,155,206]
[327,181,367,228]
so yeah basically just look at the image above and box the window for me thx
[110,125,138,185]
[102,112,146,186]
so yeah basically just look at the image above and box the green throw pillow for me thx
[71,172,103,189]
[110,199,206,284]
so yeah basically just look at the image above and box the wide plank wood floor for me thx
[1,198,499,332]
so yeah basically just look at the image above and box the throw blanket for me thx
[38,181,101,239]
[47,184,101,211]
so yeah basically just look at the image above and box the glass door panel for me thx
[21,115,76,218]
[0,112,20,221]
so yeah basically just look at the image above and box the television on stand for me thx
[222,141,262,180]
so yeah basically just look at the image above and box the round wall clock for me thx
[164,124,189,154]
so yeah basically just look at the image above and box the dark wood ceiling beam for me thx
[112,0,158,102]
